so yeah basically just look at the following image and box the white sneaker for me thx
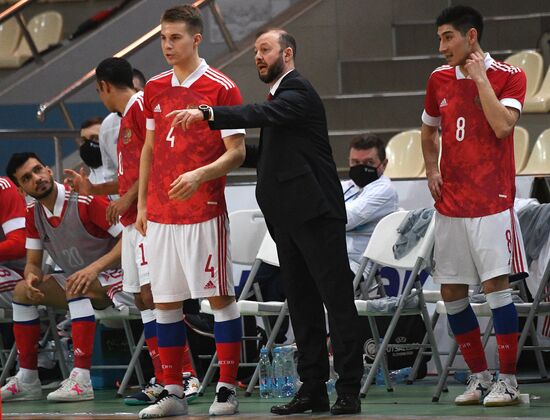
[47,370,94,402]
[454,373,493,405]
[209,386,239,416]
[183,373,200,402]
[124,377,165,405]
[483,378,520,407]
[1,376,42,401]
[138,389,188,418]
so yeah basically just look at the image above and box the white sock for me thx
[17,367,39,383]
[72,367,91,382]
[216,381,236,392]
[475,370,492,381]
[165,384,184,398]
[499,373,517,386]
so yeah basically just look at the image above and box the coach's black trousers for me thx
[269,216,363,396]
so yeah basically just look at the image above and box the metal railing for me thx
[0,0,43,65]
[0,129,79,180]
[36,0,236,127]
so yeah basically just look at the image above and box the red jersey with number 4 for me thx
[422,54,526,218]
[143,59,244,225]
[117,91,146,227]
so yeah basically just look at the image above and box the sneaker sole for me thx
[139,409,188,418]
[484,398,520,407]
[1,395,42,402]
[47,395,94,402]
[124,398,156,406]
[455,399,482,406]
[208,408,239,416]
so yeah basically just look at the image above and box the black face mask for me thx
[349,164,379,188]
[79,140,102,169]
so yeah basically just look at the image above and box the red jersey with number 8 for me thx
[422,53,526,218]
[143,60,244,225]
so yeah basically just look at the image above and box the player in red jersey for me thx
[2,152,133,403]
[421,6,527,407]
[65,57,200,405]
[136,5,245,418]
[0,176,27,307]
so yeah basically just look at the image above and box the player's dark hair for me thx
[132,68,146,90]
[436,5,483,42]
[256,28,297,59]
[350,133,386,162]
[80,117,103,130]
[96,57,134,90]
[161,5,203,35]
[6,152,45,185]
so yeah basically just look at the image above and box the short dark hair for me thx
[6,152,45,185]
[132,68,146,90]
[80,117,103,130]
[256,28,297,59]
[349,133,386,162]
[436,5,483,42]
[95,57,134,90]
[161,5,203,35]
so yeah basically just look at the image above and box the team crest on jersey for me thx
[123,128,132,144]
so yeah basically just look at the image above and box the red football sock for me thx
[455,328,487,374]
[216,341,241,385]
[72,320,96,369]
[496,332,518,374]
[158,346,183,386]
[145,336,164,383]
[181,343,196,377]
[13,322,40,369]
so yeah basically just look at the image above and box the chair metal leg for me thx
[0,343,17,385]
[117,332,146,397]
[419,295,444,379]
[408,311,440,384]
[47,309,69,379]
[432,341,458,402]
[122,320,145,388]
[527,321,548,378]
[198,353,218,396]
[360,315,393,397]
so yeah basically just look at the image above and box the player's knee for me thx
[441,284,469,302]
[208,295,235,311]
[482,275,509,294]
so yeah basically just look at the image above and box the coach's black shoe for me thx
[270,389,330,415]
[330,394,361,415]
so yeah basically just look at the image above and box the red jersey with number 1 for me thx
[143,59,244,225]
[422,53,526,218]
[117,91,146,227]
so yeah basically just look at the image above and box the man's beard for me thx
[258,54,284,84]
[29,177,54,200]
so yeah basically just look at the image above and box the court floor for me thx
[2,379,549,419]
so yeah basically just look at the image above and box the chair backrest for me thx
[363,210,435,270]
[513,126,530,173]
[256,231,279,267]
[384,130,425,179]
[17,11,63,55]
[228,209,267,265]
[504,50,543,97]
[519,128,550,175]
[0,17,21,55]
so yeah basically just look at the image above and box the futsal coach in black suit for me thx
[167,28,362,415]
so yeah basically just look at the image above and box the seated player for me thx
[64,57,199,406]
[0,176,27,307]
[1,152,134,402]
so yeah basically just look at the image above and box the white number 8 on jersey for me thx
[456,117,466,142]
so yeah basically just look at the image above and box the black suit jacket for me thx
[209,70,345,228]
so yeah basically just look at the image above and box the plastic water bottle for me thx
[326,355,338,395]
[259,347,272,399]
[281,347,296,397]
[271,347,284,398]
[375,367,412,385]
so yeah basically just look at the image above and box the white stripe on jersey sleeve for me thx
[221,128,246,139]
[421,110,441,127]
[26,237,43,250]
[500,98,522,113]
[2,217,25,235]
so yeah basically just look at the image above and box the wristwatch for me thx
[198,104,212,121]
